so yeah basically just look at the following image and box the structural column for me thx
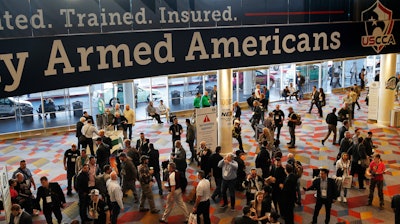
[217,69,233,154]
[243,71,253,95]
[377,53,397,126]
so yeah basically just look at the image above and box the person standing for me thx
[118,152,139,203]
[279,164,297,224]
[87,189,111,224]
[367,154,386,209]
[172,140,188,173]
[194,92,201,108]
[338,120,350,144]
[9,204,32,224]
[304,168,338,224]
[63,144,80,196]
[198,141,212,177]
[193,170,211,224]
[336,152,351,202]
[254,84,262,100]
[392,194,400,223]
[136,132,150,156]
[308,86,320,114]
[210,85,218,106]
[36,176,66,224]
[322,108,338,146]
[201,91,211,107]
[76,117,85,149]
[348,137,367,190]
[169,117,183,152]
[233,101,242,121]
[272,105,284,141]
[255,140,271,179]
[232,120,244,152]
[83,111,94,124]
[76,164,90,223]
[318,88,325,117]
[113,112,128,139]
[159,162,189,223]
[287,107,297,148]
[186,119,196,163]
[242,168,263,206]
[81,119,99,155]
[218,153,238,211]
[95,137,111,173]
[210,146,223,202]
[123,104,135,140]
[147,143,163,196]
[359,68,366,89]
[296,71,305,99]
[75,149,89,174]
[137,155,160,213]
[125,139,140,167]
[251,100,262,138]
[107,171,124,224]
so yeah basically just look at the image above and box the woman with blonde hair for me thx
[335,152,351,202]
[250,191,271,224]
[258,128,274,148]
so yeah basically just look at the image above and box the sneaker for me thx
[220,204,228,208]
[321,140,325,145]
[343,197,347,203]
[337,197,342,202]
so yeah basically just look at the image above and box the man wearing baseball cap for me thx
[88,189,110,224]
[137,155,160,213]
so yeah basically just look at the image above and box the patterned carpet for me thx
[0,91,399,224]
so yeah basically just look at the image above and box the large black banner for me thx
[0,19,399,98]
[1,0,399,38]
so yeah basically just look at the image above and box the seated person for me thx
[158,100,170,122]
[282,86,290,103]
[146,101,163,124]
[288,83,299,101]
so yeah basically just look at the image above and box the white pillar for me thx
[377,54,397,126]
[217,69,233,154]
[243,71,253,95]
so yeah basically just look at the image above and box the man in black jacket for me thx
[136,132,150,156]
[233,206,257,224]
[322,108,338,145]
[76,164,90,223]
[308,86,320,114]
[255,140,271,178]
[148,143,163,196]
[338,119,350,144]
[36,176,66,224]
[210,146,223,202]
[279,164,297,224]
[304,168,338,224]
[9,204,32,224]
[95,137,110,173]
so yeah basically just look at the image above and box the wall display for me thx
[0,165,11,223]
[195,107,217,152]
[0,19,399,98]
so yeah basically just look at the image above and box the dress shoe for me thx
[139,208,149,212]
[321,140,325,145]
[286,142,292,145]
[151,209,160,214]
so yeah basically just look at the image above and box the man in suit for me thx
[233,206,257,224]
[279,164,297,224]
[304,168,338,224]
[136,132,150,156]
[36,176,66,224]
[95,137,110,172]
[9,204,32,224]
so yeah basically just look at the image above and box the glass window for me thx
[168,75,203,113]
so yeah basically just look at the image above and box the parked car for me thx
[0,97,33,117]
[92,84,162,107]
[233,70,276,89]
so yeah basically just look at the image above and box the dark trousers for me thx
[110,201,121,224]
[351,164,366,189]
[235,136,243,151]
[187,140,197,162]
[246,192,255,205]
[212,176,222,198]
[43,206,62,224]
[77,138,82,150]
[151,114,162,123]
[82,138,94,155]
[275,125,282,140]
[309,101,320,113]
[261,166,270,179]
[317,101,323,117]
[312,198,332,224]
[78,193,89,222]
[369,179,384,206]
[323,124,337,143]
[126,124,133,139]
[197,200,211,224]
[153,171,163,193]
[289,126,295,146]
[351,102,356,118]
[67,169,75,193]
[279,202,294,224]
[221,179,236,208]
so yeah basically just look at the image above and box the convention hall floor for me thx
[0,91,399,224]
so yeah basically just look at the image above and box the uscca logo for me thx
[361,1,396,53]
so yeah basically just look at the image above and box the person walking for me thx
[169,117,183,152]
[308,86,320,114]
[272,105,284,141]
[322,108,338,146]
[233,101,242,121]
[137,155,160,213]
[304,168,338,224]
[335,152,351,202]
[118,152,139,203]
[318,88,325,117]
[232,120,244,151]
[147,143,163,196]
[123,104,135,140]
[287,107,297,148]
[136,132,150,156]
[338,120,350,144]
[87,189,111,224]
[76,117,85,149]
[218,153,238,211]
[36,176,66,224]
[63,144,80,196]
[192,170,211,224]
[186,119,196,163]
[159,162,189,223]
[76,164,90,223]
[367,154,386,209]
[392,194,400,223]
[107,171,124,224]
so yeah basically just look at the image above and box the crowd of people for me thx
[6,69,400,224]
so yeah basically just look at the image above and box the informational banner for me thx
[0,19,399,98]
[196,107,217,152]
[368,81,379,120]
[0,165,11,223]
[1,0,400,39]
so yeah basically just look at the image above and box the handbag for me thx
[188,212,197,224]
[78,135,87,144]
[336,168,344,177]
[342,175,353,189]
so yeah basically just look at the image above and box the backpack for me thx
[292,113,302,126]
[174,171,188,193]
[294,161,303,177]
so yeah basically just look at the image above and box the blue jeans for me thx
[221,179,236,208]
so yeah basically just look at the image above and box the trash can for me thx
[171,90,180,105]
[390,109,400,127]
[73,101,83,117]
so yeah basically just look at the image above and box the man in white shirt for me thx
[123,104,135,140]
[158,100,170,122]
[193,170,211,224]
[81,119,99,155]
[107,171,124,224]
